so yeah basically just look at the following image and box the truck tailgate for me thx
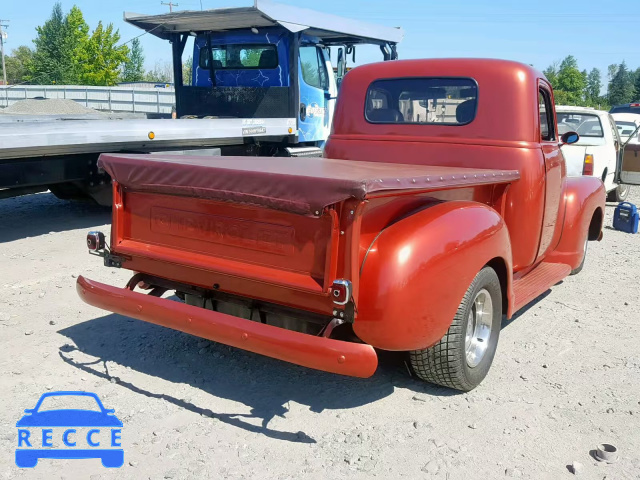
[100,154,519,306]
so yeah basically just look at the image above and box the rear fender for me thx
[546,176,605,269]
[355,201,512,351]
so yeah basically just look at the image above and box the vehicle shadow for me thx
[58,312,457,444]
[501,290,551,329]
[0,192,110,243]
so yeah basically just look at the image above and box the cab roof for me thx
[124,0,404,46]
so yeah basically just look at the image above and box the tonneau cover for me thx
[98,154,520,216]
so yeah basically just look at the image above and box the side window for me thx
[300,46,328,90]
[538,89,555,141]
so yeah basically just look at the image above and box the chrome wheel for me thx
[465,288,493,368]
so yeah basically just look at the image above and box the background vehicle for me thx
[612,113,640,145]
[557,106,630,202]
[610,102,640,115]
[0,1,403,204]
[78,59,607,392]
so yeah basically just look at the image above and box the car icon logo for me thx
[15,391,123,468]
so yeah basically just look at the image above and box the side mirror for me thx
[336,48,346,82]
[560,131,579,145]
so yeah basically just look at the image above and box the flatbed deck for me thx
[0,117,296,160]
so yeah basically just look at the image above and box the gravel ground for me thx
[0,190,639,479]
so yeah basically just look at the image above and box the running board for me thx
[513,262,571,312]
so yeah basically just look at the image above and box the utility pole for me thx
[161,1,178,12]
[0,20,8,86]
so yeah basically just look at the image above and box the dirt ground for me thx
[1,190,639,480]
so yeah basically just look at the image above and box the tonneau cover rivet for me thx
[337,356,346,364]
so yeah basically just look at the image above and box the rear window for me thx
[615,121,639,138]
[557,112,603,137]
[199,44,278,70]
[365,78,478,125]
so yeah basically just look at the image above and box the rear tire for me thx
[607,184,630,202]
[408,266,502,392]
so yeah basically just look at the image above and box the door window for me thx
[539,89,555,141]
[300,46,329,90]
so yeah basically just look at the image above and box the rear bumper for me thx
[76,276,378,378]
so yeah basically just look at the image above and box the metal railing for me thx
[0,85,176,114]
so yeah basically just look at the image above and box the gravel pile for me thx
[0,98,101,115]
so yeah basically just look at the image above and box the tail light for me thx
[331,280,352,305]
[582,154,594,176]
[87,231,106,251]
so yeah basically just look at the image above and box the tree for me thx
[29,3,90,84]
[543,62,558,86]
[182,56,192,86]
[634,67,640,102]
[554,56,586,104]
[121,38,145,83]
[607,64,618,83]
[30,3,70,84]
[608,61,635,107]
[585,68,602,105]
[3,46,34,84]
[144,61,173,83]
[63,5,90,83]
[80,22,129,86]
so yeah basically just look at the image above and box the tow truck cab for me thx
[125,0,403,153]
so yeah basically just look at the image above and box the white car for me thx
[611,112,640,145]
[557,106,630,202]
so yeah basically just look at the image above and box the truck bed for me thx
[99,154,520,216]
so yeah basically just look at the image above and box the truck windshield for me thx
[199,44,278,70]
[557,112,603,137]
[365,78,478,125]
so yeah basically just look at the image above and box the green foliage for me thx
[2,46,34,84]
[29,4,128,86]
[182,56,192,86]
[30,3,75,84]
[542,56,639,109]
[144,61,173,83]
[543,62,558,86]
[121,38,145,83]
[607,61,635,106]
[554,55,586,104]
[635,68,640,102]
[585,68,601,102]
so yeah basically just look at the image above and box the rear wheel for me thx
[607,184,630,202]
[409,266,502,392]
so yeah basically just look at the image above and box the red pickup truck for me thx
[77,59,605,391]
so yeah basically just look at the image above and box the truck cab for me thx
[125,0,403,154]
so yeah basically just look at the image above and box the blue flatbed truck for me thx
[0,0,403,202]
